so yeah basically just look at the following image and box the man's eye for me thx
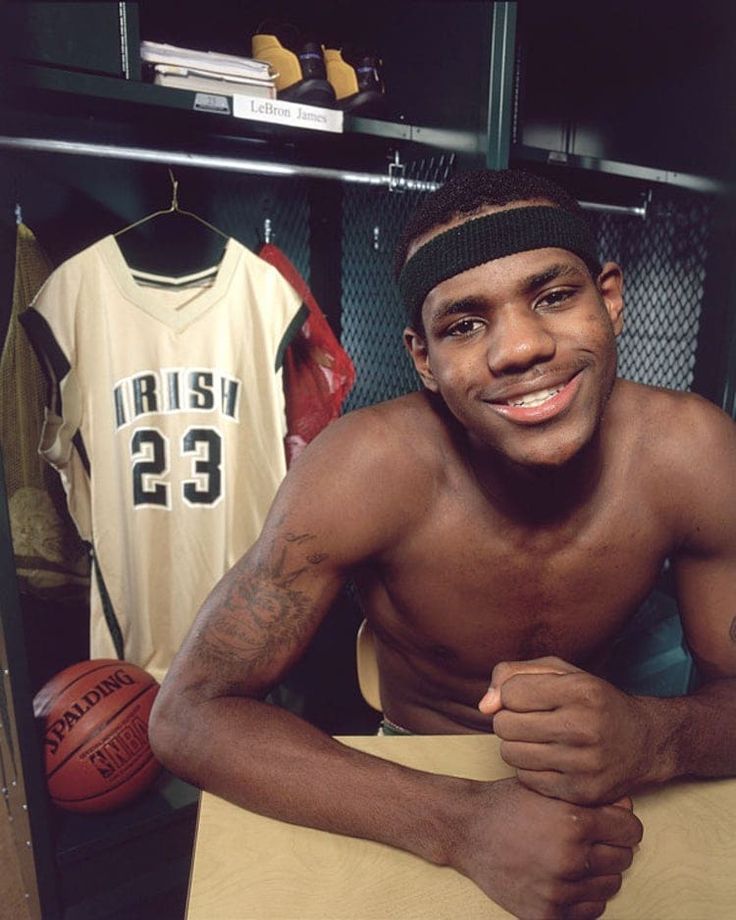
[447,318,484,336]
[535,289,573,310]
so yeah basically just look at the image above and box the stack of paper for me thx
[141,41,277,99]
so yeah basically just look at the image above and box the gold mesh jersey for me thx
[0,223,89,595]
[21,235,306,682]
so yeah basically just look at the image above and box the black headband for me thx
[398,206,602,319]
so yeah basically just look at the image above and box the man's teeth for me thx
[508,386,562,408]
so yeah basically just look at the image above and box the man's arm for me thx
[149,408,641,920]
[482,396,736,806]
[653,395,736,781]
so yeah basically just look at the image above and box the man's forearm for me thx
[151,692,468,866]
[638,677,736,784]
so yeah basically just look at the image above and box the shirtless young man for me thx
[149,169,736,920]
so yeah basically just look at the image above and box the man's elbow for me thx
[147,679,191,776]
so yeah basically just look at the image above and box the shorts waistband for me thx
[378,717,413,736]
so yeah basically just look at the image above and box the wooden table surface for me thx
[186,734,736,919]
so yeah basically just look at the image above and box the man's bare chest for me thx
[367,493,673,670]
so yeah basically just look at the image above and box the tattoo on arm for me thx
[194,530,330,678]
[730,616,736,644]
[284,531,316,545]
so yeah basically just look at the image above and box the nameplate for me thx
[233,95,344,133]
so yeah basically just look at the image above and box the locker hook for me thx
[388,151,405,193]
[167,168,179,211]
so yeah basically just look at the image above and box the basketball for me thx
[33,659,162,814]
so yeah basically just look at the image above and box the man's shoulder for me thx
[279,393,449,548]
[293,391,449,483]
[615,382,736,554]
[614,379,731,427]
[325,391,447,447]
[612,379,735,466]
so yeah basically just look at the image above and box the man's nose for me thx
[487,306,556,375]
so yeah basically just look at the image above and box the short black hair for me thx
[395,168,588,278]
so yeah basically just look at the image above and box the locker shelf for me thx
[6,61,490,159]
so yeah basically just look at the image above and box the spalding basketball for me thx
[33,659,162,814]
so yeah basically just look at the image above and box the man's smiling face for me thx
[404,204,624,470]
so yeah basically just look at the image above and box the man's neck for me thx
[465,431,606,526]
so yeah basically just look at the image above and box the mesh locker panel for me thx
[205,173,311,281]
[341,178,711,409]
[341,185,424,411]
[587,193,711,391]
[341,155,456,410]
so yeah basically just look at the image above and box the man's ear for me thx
[403,326,439,392]
[597,262,624,336]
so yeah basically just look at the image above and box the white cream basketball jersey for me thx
[21,235,306,682]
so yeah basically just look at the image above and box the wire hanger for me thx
[114,168,229,239]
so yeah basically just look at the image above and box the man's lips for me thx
[484,371,583,424]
